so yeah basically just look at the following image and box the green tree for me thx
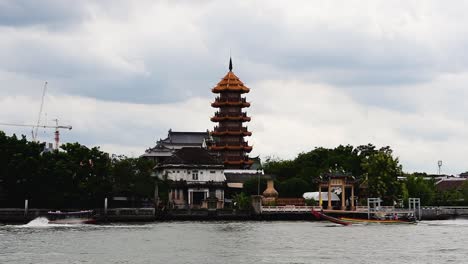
[242,177,267,195]
[462,181,468,204]
[361,149,402,204]
[405,175,436,205]
[277,177,311,198]
[233,192,251,210]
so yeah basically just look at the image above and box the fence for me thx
[261,205,322,213]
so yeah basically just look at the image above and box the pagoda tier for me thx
[211,97,250,108]
[224,159,255,166]
[211,126,252,137]
[209,59,253,169]
[210,142,253,152]
[210,112,251,122]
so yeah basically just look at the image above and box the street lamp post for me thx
[438,160,443,176]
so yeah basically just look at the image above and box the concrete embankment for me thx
[2,206,468,223]
[0,208,158,223]
[0,208,255,223]
[420,207,468,220]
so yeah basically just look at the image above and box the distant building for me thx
[142,129,212,164]
[435,177,467,192]
[209,58,253,169]
[154,147,225,209]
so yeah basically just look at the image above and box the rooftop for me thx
[160,130,210,145]
[435,177,467,192]
[162,147,222,166]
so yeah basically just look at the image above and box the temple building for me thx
[154,147,225,209]
[209,58,253,169]
[142,129,212,164]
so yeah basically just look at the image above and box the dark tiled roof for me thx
[436,178,467,192]
[145,130,210,155]
[163,147,221,165]
[162,130,209,145]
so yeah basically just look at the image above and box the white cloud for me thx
[1,73,467,174]
[1,0,468,174]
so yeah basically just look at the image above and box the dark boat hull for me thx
[47,210,97,224]
[340,217,416,224]
[311,210,351,226]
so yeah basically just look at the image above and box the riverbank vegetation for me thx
[260,144,468,206]
[0,131,155,208]
[1,131,467,208]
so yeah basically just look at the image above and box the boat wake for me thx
[19,217,74,228]
[421,219,468,227]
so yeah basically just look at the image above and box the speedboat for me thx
[47,210,97,224]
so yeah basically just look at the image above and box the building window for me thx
[177,171,179,173]
[200,171,203,174]
[210,171,216,174]
[192,171,198,180]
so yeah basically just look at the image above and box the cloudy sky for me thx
[1,0,467,174]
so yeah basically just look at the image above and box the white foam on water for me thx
[18,217,74,228]
[22,217,50,227]
[421,219,468,226]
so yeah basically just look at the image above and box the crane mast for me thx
[0,82,72,150]
[34,81,48,141]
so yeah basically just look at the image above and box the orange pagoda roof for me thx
[212,71,250,94]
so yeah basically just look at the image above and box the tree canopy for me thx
[0,131,155,208]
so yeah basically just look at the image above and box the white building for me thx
[155,147,225,209]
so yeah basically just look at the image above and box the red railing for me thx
[213,126,249,132]
[214,97,247,103]
[213,112,248,117]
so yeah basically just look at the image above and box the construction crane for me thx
[33,81,48,141]
[0,119,72,150]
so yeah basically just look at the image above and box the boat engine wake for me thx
[19,217,73,228]
[22,217,50,227]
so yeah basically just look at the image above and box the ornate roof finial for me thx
[229,57,233,72]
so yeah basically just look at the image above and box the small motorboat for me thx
[47,210,97,224]
[339,217,416,225]
[311,210,351,226]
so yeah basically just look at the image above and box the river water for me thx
[1,218,467,264]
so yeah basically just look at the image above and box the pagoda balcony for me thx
[211,126,252,136]
[223,156,254,165]
[210,112,251,122]
[211,97,250,108]
[210,142,253,152]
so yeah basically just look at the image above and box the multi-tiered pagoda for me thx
[210,59,253,169]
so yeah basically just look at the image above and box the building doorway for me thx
[192,192,205,206]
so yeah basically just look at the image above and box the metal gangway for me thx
[367,197,420,220]
[409,198,421,221]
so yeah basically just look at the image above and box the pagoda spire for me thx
[229,57,233,72]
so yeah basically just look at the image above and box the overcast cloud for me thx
[0,0,467,174]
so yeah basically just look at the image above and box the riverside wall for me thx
[2,206,468,223]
